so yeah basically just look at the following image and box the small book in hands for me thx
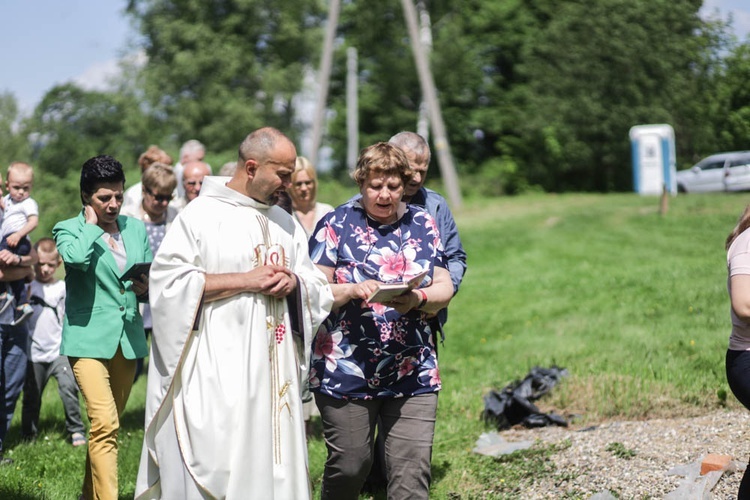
[367,270,429,303]
[120,262,151,282]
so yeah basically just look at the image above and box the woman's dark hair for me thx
[80,155,126,203]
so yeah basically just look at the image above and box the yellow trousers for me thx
[70,347,136,500]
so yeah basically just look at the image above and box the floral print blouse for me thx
[308,200,446,399]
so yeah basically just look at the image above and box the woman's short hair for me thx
[80,155,126,203]
[351,142,414,188]
[138,145,173,172]
[141,162,177,193]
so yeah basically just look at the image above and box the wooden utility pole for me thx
[415,0,431,141]
[310,0,463,209]
[400,0,462,209]
[309,0,340,165]
[346,47,359,172]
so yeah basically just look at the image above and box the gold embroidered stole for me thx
[255,214,293,464]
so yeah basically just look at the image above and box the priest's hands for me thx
[204,265,297,302]
[253,265,296,298]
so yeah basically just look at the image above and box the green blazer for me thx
[53,212,153,359]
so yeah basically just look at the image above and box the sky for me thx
[1,1,750,117]
[0,1,135,114]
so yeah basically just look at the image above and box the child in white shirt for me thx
[0,162,38,324]
[21,237,86,446]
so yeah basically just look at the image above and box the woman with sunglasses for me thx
[121,163,178,248]
[122,145,173,216]
[121,162,178,379]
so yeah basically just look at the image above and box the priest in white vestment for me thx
[135,127,333,500]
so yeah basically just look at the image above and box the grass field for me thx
[0,192,745,498]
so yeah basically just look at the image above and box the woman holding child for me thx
[53,155,152,500]
[308,142,454,499]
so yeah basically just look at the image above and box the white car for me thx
[676,151,750,193]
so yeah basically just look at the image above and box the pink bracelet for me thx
[416,288,428,309]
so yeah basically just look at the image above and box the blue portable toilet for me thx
[629,124,676,195]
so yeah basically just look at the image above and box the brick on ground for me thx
[701,453,732,475]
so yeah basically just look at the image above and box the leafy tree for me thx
[25,84,150,235]
[429,0,551,192]
[0,92,30,168]
[126,0,325,153]
[323,0,732,192]
[322,0,425,177]
[508,0,723,191]
[115,0,740,192]
[666,16,733,167]
[714,43,750,153]
[323,0,553,188]
[29,85,144,174]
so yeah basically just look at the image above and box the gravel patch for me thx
[496,409,750,498]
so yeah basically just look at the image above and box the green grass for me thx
[605,442,636,460]
[1,192,745,498]
[0,377,146,499]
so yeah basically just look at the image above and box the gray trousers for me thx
[315,392,438,500]
[22,356,85,438]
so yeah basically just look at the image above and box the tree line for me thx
[2,0,749,235]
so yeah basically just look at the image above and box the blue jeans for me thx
[0,323,28,452]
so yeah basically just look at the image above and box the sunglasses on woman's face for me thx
[145,187,173,203]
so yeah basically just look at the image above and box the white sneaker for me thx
[10,304,33,326]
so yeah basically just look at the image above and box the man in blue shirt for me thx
[387,131,466,338]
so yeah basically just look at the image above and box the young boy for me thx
[0,162,39,324]
[0,162,39,325]
[21,238,86,446]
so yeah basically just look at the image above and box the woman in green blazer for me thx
[53,155,152,500]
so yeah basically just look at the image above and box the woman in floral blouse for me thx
[309,142,455,500]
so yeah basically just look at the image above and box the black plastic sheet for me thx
[483,366,569,430]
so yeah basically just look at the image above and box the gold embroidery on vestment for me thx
[256,213,294,465]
